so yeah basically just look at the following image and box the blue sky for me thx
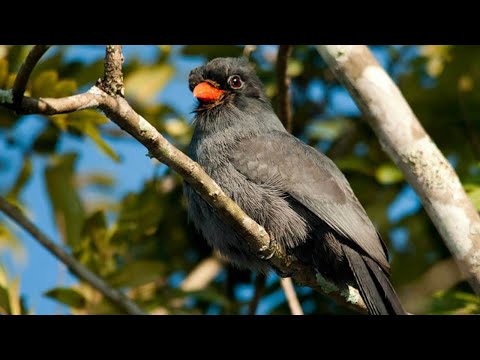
[0,45,421,314]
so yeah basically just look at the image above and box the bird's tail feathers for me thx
[342,245,406,315]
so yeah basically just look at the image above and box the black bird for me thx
[184,57,406,315]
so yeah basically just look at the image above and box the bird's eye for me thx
[228,75,243,89]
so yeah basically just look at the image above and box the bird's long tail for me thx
[342,245,407,315]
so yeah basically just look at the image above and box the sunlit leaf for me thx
[164,119,188,137]
[287,59,303,77]
[31,70,58,98]
[458,75,473,93]
[0,58,8,88]
[428,289,480,314]
[124,64,174,104]
[0,224,23,258]
[420,45,452,77]
[54,79,77,97]
[375,163,404,185]
[8,278,21,315]
[106,260,166,288]
[48,114,68,131]
[336,156,373,176]
[0,285,9,314]
[310,118,353,141]
[45,287,87,309]
[45,153,85,246]
[464,183,480,211]
[75,173,115,190]
[66,110,119,162]
[81,124,120,162]
[7,156,32,200]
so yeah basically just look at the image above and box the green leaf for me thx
[0,285,10,314]
[82,124,120,162]
[464,183,480,211]
[310,117,353,141]
[82,210,108,244]
[0,223,24,259]
[106,260,166,288]
[287,59,303,77]
[31,70,58,98]
[124,64,174,104]
[45,287,87,309]
[45,153,85,246]
[76,172,115,190]
[32,124,61,153]
[0,58,8,88]
[7,157,32,200]
[8,278,21,315]
[185,288,231,308]
[66,110,120,162]
[74,210,118,276]
[54,79,77,97]
[336,156,373,176]
[428,290,480,314]
[66,109,108,126]
[375,163,404,185]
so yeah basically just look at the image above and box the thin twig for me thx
[243,45,257,59]
[248,273,266,315]
[180,255,224,292]
[276,45,293,132]
[12,45,51,105]
[280,277,304,315]
[0,196,145,315]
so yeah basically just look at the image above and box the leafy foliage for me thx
[0,45,478,314]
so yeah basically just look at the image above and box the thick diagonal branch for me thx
[317,45,480,294]
[12,45,51,105]
[0,197,145,315]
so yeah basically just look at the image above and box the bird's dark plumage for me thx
[184,57,406,315]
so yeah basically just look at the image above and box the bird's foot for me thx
[257,238,277,260]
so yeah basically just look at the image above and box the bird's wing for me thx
[230,131,390,271]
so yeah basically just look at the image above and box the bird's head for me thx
[189,57,268,112]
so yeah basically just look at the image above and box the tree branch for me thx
[243,45,257,59]
[12,45,51,105]
[0,45,368,313]
[276,45,293,132]
[248,273,266,315]
[280,277,304,315]
[180,255,224,292]
[0,196,145,315]
[317,45,480,294]
[98,45,125,97]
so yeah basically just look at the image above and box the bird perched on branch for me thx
[184,57,406,315]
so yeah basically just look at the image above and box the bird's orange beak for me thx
[193,82,224,102]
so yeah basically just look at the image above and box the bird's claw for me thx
[257,239,277,260]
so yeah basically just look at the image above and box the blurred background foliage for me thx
[0,45,478,315]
